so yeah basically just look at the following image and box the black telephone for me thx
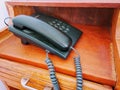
[8,13,82,59]
[7,13,83,90]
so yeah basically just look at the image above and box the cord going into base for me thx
[71,47,83,90]
[45,48,82,90]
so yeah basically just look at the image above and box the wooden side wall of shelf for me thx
[112,9,120,90]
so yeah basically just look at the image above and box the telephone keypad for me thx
[48,19,71,33]
[34,13,82,37]
[34,15,72,33]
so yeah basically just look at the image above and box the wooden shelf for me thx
[3,0,120,89]
[6,0,120,8]
[0,24,116,86]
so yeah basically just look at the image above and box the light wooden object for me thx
[0,27,12,43]
[6,0,120,8]
[0,58,112,90]
[111,9,120,90]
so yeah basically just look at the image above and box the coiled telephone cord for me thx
[71,47,83,90]
[45,50,60,90]
[45,47,83,90]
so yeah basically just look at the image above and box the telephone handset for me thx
[12,15,72,51]
[8,13,82,58]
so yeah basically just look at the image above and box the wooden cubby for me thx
[0,0,120,90]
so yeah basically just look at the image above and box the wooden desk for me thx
[0,57,112,90]
[0,0,120,89]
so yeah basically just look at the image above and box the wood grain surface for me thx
[0,24,116,86]
[34,7,113,26]
[0,29,12,43]
[6,0,120,8]
[7,5,114,26]
[0,58,112,90]
[111,9,120,90]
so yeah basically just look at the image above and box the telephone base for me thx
[8,13,83,59]
[21,38,29,45]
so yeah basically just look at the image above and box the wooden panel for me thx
[34,7,113,26]
[6,0,120,8]
[111,9,120,90]
[5,2,15,17]
[13,6,35,16]
[0,29,12,44]
[0,58,112,90]
[0,25,116,86]
[6,5,114,26]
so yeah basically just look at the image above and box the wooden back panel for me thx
[34,7,114,26]
[11,6,114,26]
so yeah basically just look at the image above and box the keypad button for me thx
[55,19,58,21]
[59,21,62,24]
[49,22,53,25]
[66,28,70,31]
[57,23,60,26]
[62,26,65,29]
[54,25,58,28]
[52,21,56,24]
[59,27,63,31]
[64,30,68,33]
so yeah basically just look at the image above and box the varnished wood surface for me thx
[6,0,120,8]
[0,29,12,44]
[34,7,113,26]
[5,1,115,27]
[0,25,116,86]
[0,58,113,90]
[7,5,114,26]
[111,9,120,90]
